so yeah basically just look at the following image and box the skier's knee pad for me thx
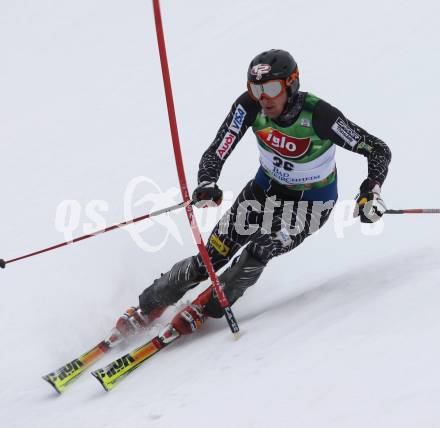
[139,256,208,314]
[204,249,266,318]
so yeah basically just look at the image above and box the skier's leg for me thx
[193,180,263,273]
[170,249,266,334]
[114,255,208,336]
[187,180,268,318]
[114,255,207,336]
[139,255,208,315]
[176,197,335,329]
[170,181,271,332]
[123,180,261,333]
[166,181,269,334]
[247,198,334,264]
[203,248,266,317]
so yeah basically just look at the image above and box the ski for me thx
[42,330,122,393]
[91,324,181,391]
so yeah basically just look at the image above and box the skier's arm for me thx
[313,99,392,185]
[197,92,259,184]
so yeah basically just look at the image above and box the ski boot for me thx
[171,304,206,335]
[114,306,167,338]
[170,287,213,335]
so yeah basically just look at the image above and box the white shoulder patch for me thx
[331,117,361,147]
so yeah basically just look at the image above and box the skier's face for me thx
[259,89,288,119]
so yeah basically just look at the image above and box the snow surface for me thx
[1,0,440,427]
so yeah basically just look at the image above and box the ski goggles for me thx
[247,69,299,101]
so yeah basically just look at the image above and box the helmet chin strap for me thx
[285,86,295,105]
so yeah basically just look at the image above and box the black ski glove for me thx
[354,178,387,223]
[192,181,223,208]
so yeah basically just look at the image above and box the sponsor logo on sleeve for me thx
[229,104,247,134]
[216,131,236,159]
[209,234,230,256]
[331,117,361,147]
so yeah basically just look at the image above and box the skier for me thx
[115,49,391,337]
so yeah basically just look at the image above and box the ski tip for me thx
[0,259,6,269]
[90,370,110,392]
[42,375,63,395]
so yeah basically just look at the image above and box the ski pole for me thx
[0,200,192,269]
[385,208,440,214]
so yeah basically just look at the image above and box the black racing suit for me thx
[139,91,392,317]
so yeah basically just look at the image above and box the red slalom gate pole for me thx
[151,0,239,336]
[0,200,190,269]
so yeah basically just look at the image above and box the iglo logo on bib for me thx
[256,128,311,159]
